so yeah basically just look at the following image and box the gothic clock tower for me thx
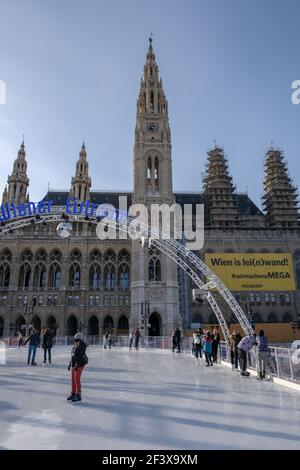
[131,38,180,335]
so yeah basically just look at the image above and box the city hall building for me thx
[0,40,300,338]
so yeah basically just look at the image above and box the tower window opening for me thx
[150,91,154,112]
[154,157,159,184]
[147,158,152,182]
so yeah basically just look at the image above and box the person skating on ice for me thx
[212,327,220,362]
[67,332,88,402]
[42,328,53,364]
[171,328,177,352]
[230,329,242,370]
[134,328,141,350]
[192,329,203,361]
[129,330,134,349]
[25,328,40,366]
[203,330,213,366]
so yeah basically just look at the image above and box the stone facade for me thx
[0,40,300,338]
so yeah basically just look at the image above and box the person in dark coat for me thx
[175,327,181,353]
[212,328,220,362]
[230,330,242,370]
[42,328,53,364]
[67,332,88,402]
[25,328,40,365]
[134,328,141,350]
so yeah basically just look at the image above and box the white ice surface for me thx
[0,346,300,450]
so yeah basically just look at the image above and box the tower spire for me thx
[203,146,239,230]
[70,142,92,201]
[262,147,300,229]
[2,139,30,205]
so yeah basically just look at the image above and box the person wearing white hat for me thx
[67,332,88,402]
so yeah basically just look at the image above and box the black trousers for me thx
[230,346,239,369]
[205,352,212,365]
[238,348,247,372]
[212,341,219,362]
[194,343,202,358]
[43,347,51,362]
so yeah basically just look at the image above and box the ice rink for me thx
[0,346,300,450]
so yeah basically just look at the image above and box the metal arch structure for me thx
[0,206,254,344]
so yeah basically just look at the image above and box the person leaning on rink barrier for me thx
[256,329,269,380]
[237,333,257,376]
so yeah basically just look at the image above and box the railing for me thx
[220,341,300,384]
[52,335,194,350]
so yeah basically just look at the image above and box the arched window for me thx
[0,249,12,289]
[15,316,26,334]
[148,312,161,336]
[88,316,99,335]
[69,249,81,288]
[104,264,115,290]
[118,264,130,290]
[154,157,159,185]
[19,263,32,289]
[191,313,203,324]
[70,264,81,288]
[147,158,152,182]
[149,258,161,282]
[103,315,114,330]
[267,312,278,323]
[0,263,10,289]
[89,249,101,290]
[49,249,62,264]
[150,91,154,111]
[117,316,129,330]
[148,247,161,282]
[282,312,293,323]
[46,315,58,335]
[33,263,47,289]
[252,313,263,323]
[208,313,218,324]
[31,316,41,331]
[48,263,61,289]
[90,266,101,289]
[67,315,78,336]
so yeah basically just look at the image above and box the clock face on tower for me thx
[146,121,159,133]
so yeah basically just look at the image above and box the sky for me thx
[0,0,300,209]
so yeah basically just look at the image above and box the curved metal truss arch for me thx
[0,207,253,343]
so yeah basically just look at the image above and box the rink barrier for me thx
[220,341,300,387]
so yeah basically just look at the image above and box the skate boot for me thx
[67,393,76,401]
[72,394,82,402]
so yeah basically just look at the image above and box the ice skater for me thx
[17,330,24,348]
[129,330,134,349]
[134,328,141,350]
[172,327,181,353]
[237,332,257,376]
[212,327,220,362]
[42,328,53,364]
[203,330,213,366]
[230,330,242,370]
[104,329,109,349]
[25,328,40,365]
[67,332,88,402]
[108,331,112,349]
[256,329,269,380]
[192,329,203,360]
